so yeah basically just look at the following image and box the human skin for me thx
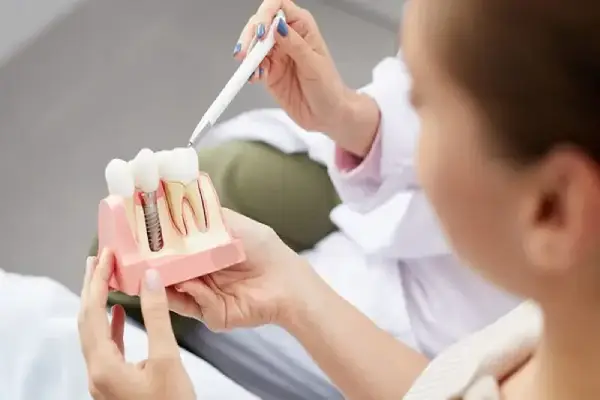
[403,0,600,398]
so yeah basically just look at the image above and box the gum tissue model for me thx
[97,147,245,296]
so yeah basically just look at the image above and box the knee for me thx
[197,141,287,214]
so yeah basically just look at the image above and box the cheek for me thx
[417,117,519,274]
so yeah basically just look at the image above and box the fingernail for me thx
[145,269,162,291]
[248,69,258,82]
[259,67,264,77]
[277,19,288,37]
[86,256,96,274]
[256,23,265,39]
[233,43,241,56]
[99,248,112,262]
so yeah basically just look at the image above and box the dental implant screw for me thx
[140,191,164,252]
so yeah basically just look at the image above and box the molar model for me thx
[97,147,245,296]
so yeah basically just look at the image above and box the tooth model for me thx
[131,148,164,252]
[160,147,207,235]
[97,148,246,296]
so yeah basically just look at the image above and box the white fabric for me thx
[405,301,542,399]
[302,231,416,346]
[0,269,257,400]
[204,56,520,357]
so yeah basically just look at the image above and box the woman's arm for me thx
[277,260,429,400]
[328,90,381,158]
[327,57,421,214]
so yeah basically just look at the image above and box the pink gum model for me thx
[97,172,245,296]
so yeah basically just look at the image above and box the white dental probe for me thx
[187,10,286,148]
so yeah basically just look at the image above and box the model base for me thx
[97,172,245,296]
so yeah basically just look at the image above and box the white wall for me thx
[321,0,403,26]
[344,0,402,19]
[0,0,83,64]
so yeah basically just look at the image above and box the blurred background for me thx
[0,0,400,291]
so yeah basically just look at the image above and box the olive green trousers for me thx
[89,141,340,335]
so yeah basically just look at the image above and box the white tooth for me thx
[184,147,199,181]
[131,148,160,192]
[161,148,195,184]
[160,148,204,234]
[175,147,197,183]
[155,150,171,179]
[105,159,135,197]
[164,182,186,234]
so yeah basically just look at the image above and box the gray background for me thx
[0,0,400,292]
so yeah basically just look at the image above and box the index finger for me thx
[78,249,114,359]
[236,0,306,56]
[139,269,180,359]
[256,0,305,25]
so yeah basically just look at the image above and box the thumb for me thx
[274,18,316,65]
[139,269,180,359]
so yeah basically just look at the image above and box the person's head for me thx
[402,0,600,306]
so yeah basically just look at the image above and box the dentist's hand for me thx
[78,251,195,400]
[167,208,320,331]
[235,0,380,156]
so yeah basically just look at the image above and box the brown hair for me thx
[438,1,600,165]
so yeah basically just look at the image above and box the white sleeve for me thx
[328,56,420,213]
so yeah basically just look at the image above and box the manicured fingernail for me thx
[277,19,288,37]
[259,67,264,77]
[256,23,265,39]
[145,269,162,291]
[233,43,241,56]
[248,69,258,82]
[86,256,96,273]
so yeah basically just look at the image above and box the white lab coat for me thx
[0,269,258,400]
[205,56,521,357]
[405,301,541,399]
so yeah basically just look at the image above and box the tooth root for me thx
[198,175,226,232]
[185,181,207,231]
[164,182,186,234]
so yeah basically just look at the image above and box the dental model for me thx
[97,148,245,296]
[130,149,164,252]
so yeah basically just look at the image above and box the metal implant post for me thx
[140,191,164,252]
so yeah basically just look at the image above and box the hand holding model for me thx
[78,251,195,400]
[170,208,426,399]
[167,208,323,331]
[236,0,381,157]
[90,152,425,400]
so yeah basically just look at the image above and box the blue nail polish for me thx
[256,23,266,39]
[277,19,288,37]
[233,43,241,55]
[259,67,264,76]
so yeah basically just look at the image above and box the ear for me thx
[521,148,600,275]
